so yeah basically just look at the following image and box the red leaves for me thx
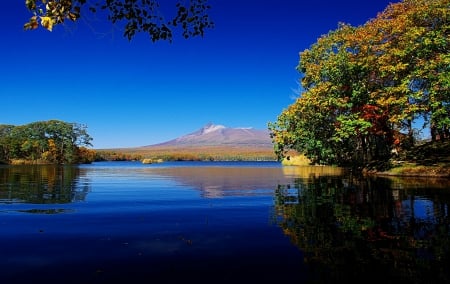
[359,104,390,136]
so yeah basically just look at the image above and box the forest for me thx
[0,120,96,164]
[268,0,449,169]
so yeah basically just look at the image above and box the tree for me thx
[269,0,449,167]
[0,125,15,163]
[23,0,214,41]
[0,120,94,164]
[369,0,450,143]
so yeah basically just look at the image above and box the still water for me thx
[0,161,449,283]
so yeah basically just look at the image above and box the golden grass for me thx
[141,158,164,164]
[379,162,450,178]
[281,154,311,166]
[10,159,49,165]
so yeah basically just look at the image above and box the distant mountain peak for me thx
[145,123,273,148]
[201,123,225,134]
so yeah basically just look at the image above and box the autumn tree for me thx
[372,0,450,142]
[0,120,94,164]
[269,0,449,167]
[23,0,214,41]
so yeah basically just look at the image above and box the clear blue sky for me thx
[1,0,397,149]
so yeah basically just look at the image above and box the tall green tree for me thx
[269,0,449,167]
[24,0,214,41]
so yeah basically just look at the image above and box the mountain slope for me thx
[96,123,277,161]
[145,123,273,148]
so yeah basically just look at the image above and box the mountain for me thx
[144,123,273,148]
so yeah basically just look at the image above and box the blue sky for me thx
[1,0,397,149]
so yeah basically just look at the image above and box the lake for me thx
[0,161,449,283]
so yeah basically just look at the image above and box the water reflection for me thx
[144,164,346,198]
[0,162,449,283]
[273,174,450,283]
[147,166,292,198]
[0,165,89,207]
[281,164,345,177]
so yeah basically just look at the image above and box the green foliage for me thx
[23,0,214,42]
[269,0,449,168]
[0,120,95,164]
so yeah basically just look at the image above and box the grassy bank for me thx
[280,140,450,178]
[367,140,450,178]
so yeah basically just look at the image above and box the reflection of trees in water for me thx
[148,167,293,198]
[0,165,89,204]
[148,166,345,198]
[273,175,450,283]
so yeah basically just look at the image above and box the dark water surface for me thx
[0,161,449,283]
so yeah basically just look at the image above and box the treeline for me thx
[269,0,449,169]
[96,152,277,162]
[0,120,96,164]
[95,146,277,162]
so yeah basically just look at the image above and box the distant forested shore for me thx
[0,120,277,164]
[95,145,278,163]
[0,120,95,165]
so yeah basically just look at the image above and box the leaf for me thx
[23,16,38,30]
[40,16,54,31]
[25,0,36,10]
[68,12,78,21]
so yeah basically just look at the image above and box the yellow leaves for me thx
[23,15,56,32]
[25,0,36,10]
[24,0,80,32]
[23,16,39,30]
[68,12,78,21]
[40,16,55,31]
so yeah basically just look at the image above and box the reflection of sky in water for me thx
[80,162,295,199]
[403,198,435,220]
[0,162,449,283]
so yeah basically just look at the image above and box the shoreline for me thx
[363,159,450,179]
